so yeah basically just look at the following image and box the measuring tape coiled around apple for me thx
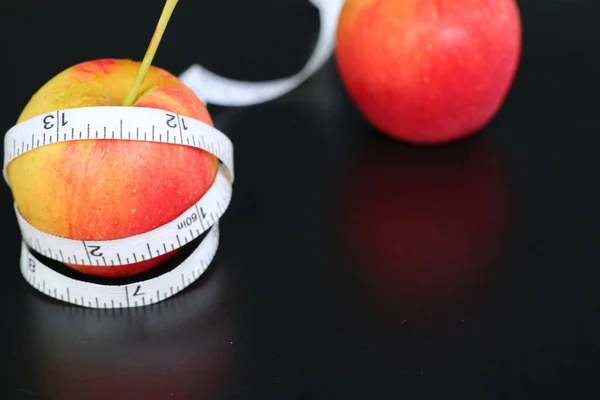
[3,0,345,309]
[3,106,234,309]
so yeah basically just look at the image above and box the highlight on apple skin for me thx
[6,58,218,278]
[334,0,522,144]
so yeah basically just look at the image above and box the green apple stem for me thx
[122,0,179,106]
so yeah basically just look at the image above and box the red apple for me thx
[6,59,217,279]
[5,0,218,278]
[335,0,522,144]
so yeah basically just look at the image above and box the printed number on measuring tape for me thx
[2,0,344,309]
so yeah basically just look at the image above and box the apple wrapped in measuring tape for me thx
[5,0,227,280]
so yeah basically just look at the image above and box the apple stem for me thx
[122,0,179,106]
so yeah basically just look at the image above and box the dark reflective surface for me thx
[337,134,508,309]
[18,263,232,399]
[1,0,600,399]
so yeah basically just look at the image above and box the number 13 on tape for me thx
[3,106,235,309]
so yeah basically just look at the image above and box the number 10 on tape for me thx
[3,106,235,309]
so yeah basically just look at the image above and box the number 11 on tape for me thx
[3,106,235,309]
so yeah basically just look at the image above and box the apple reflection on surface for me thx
[22,257,231,400]
[338,134,509,310]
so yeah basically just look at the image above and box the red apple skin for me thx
[334,0,522,144]
[7,59,218,278]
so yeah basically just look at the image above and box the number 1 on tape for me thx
[3,106,234,309]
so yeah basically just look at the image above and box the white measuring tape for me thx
[179,0,344,107]
[3,0,344,309]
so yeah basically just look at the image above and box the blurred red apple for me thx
[335,0,522,144]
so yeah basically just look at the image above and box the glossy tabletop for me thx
[1,0,599,398]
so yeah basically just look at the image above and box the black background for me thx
[1,0,599,398]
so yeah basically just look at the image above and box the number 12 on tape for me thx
[4,106,235,309]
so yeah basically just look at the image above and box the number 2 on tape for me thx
[3,106,235,309]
